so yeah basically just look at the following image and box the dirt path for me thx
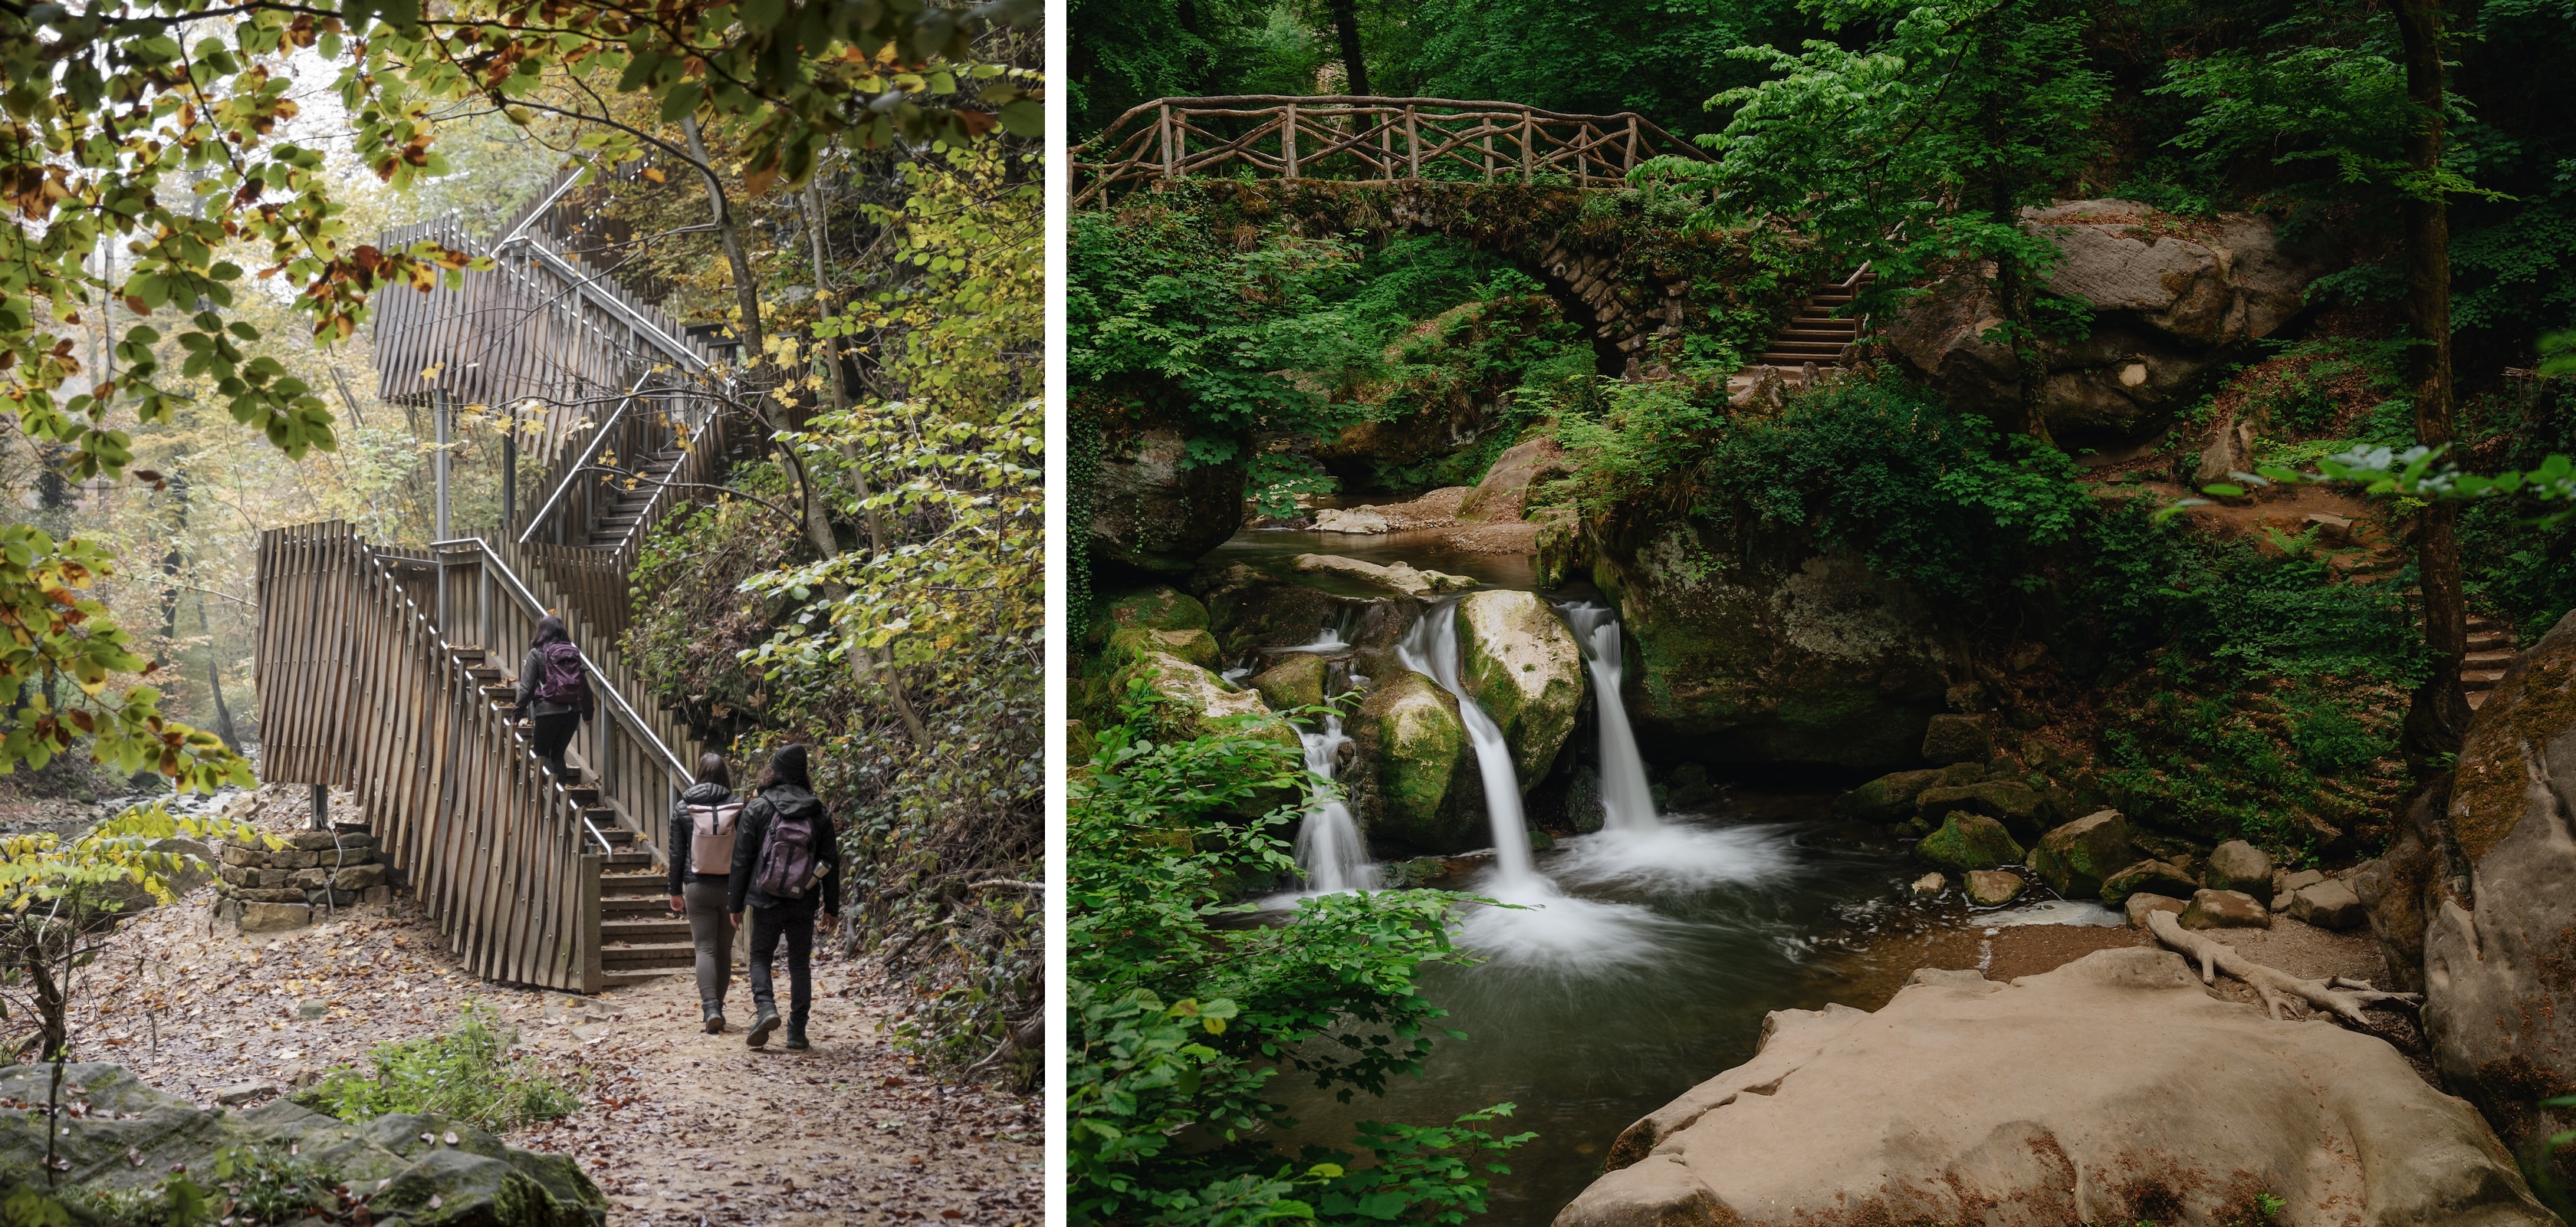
[77,827,1039,1225]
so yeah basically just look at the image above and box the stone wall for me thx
[212,825,393,934]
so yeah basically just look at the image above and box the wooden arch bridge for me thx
[253,167,749,992]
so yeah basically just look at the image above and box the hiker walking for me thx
[668,752,744,1034]
[726,744,840,1051]
[514,614,593,781]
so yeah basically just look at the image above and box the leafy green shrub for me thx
[1068,689,1529,1227]
[57,1146,338,1227]
[303,1003,579,1133]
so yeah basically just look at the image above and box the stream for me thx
[1227,523,2095,1226]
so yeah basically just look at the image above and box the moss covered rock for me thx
[1454,590,1584,789]
[1351,670,1479,853]
[1915,812,2024,873]
[1911,780,2045,841]
[2029,811,2137,900]
[1921,714,1993,765]
[1092,585,1211,641]
[1102,625,1222,671]
[1111,652,1300,751]
[1251,654,1329,712]
[2100,858,2200,906]
[1835,769,1943,822]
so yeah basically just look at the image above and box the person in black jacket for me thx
[512,614,593,781]
[667,753,741,1034]
[726,744,840,1051]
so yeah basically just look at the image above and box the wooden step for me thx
[600,942,697,969]
[451,647,488,663]
[602,893,673,916]
[1777,327,1861,342]
[567,784,600,805]
[606,850,654,870]
[601,969,683,988]
[602,917,694,943]
[600,872,667,896]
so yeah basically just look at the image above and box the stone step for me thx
[2463,668,2509,686]
[1778,327,1861,343]
[601,969,683,988]
[2464,649,2516,667]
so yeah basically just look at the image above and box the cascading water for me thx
[1283,604,1359,653]
[1397,602,1538,886]
[1560,603,1660,832]
[1293,713,1377,893]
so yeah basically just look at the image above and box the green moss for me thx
[1915,812,2025,872]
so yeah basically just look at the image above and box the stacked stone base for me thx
[212,827,393,934]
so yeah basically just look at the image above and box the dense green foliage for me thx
[303,1003,582,1133]
[1068,690,1528,1226]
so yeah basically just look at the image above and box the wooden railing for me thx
[428,535,707,864]
[255,523,606,992]
[512,377,740,640]
[1075,95,1710,206]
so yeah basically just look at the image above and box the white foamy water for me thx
[1560,602,1661,833]
[1398,602,1537,887]
[1549,822,1800,893]
[1454,870,1684,972]
[1279,606,1359,654]
[1291,713,1377,894]
[1981,899,2124,927]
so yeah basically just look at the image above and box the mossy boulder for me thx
[1102,625,1222,671]
[2029,810,2137,900]
[1251,654,1329,712]
[1835,769,1943,823]
[1921,714,1993,765]
[1110,652,1300,752]
[1197,564,1367,655]
[1912,780,2045,841]
[0,1063,604,1227]
[2100,859,2201,906]
[1915,812,2025,873]
[1454,590,1584,789]
[1091,584,1210,641]
[1351,670,1480,853]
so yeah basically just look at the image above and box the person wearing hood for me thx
[726,744,840,1050]
[512,614,593,782]
[668,752,744,1033]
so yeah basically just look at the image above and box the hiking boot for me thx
[747,1003,781,1048]
[782,1020,810,1051]
[702,1002,726,1035]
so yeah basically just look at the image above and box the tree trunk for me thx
[1983,106,2050,446]
[2394,0,2469,763]
[1326,0,1370,96]
[200,594,238,752]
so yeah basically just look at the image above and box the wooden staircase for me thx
[458,648,697,986]
[2464,614,2515,710]
[1727,267,1878,403]
[586,449,685,548]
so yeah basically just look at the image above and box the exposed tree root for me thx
[2147,909,2424,1027]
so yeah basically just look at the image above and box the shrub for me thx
[302,1003,580,1133]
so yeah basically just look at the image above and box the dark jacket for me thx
[666,781,738,894]
[724,784,840,916]
[514,643,595,719]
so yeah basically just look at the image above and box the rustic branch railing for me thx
[255,523,605,992]
[1074,95,1710,206]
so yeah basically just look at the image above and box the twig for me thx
[964,879,1043,892]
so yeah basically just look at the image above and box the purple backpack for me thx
[534,640,589,706]
[753,801,828,900]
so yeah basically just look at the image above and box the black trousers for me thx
[529,712,580,778]
[747,904,814,1023]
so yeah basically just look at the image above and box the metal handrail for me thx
[517,371,653,545]
[504,235,708,372]
[429,535,694,785]
[608,400,721,554]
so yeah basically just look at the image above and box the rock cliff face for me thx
[2426,607,2576,1200]
[1559,949,2556,1227]
[1582,511,1950,774]
[1885,199,2342,449]
[1089,427,1245,574]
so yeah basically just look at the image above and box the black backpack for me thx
[752,798,830,900]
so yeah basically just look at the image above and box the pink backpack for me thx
[688,800,744,874]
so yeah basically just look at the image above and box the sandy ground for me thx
[68,794,1041,1227]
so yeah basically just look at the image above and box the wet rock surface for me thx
[1559,947,2553,1227]
[1090,427,1245,574]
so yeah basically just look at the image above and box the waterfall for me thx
[1284,604,1359,653]
[1561,603,1661,833]
[1398,602,1538,885]
[1293,713,1377,893]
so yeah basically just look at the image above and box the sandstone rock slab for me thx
[1090,427,1244,573]
[2126,892,2188,929]
[1964,869,2026,906]
[1292,553,1476,597]
[2183,888,2272,929]
[1919,713,1992,764]
[2287,879,2365,930]
[1558,948,2555,1227]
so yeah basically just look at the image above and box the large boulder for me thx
[1454,590,1584,789]
[1292,554,1476,598]
[1109,652,1300,751]
[1250,654,1329,712]
[1456,436,1572,523]
[1090,426,1244,574]
[1911,779,2044,841]
[2426,607,2576,1197]
[2206,839,2277,903]
[1583,514,1949,774]
[2100,858,2200,906]
[1833,768,1942,822]
[1349,670,1480,854]
[1559,949,2558,1227]
[1102,625,1221,671]
[0,1063,605,1226]
[1193,564,1372,656]
[1884,199,2341,450]
[2028,810,2136,900]
[1914,812,2022,873]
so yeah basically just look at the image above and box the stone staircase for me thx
[2464,614,2515,710]
[587,449,685,548]
[454,647,697,987]
[1727,268,1878,403]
